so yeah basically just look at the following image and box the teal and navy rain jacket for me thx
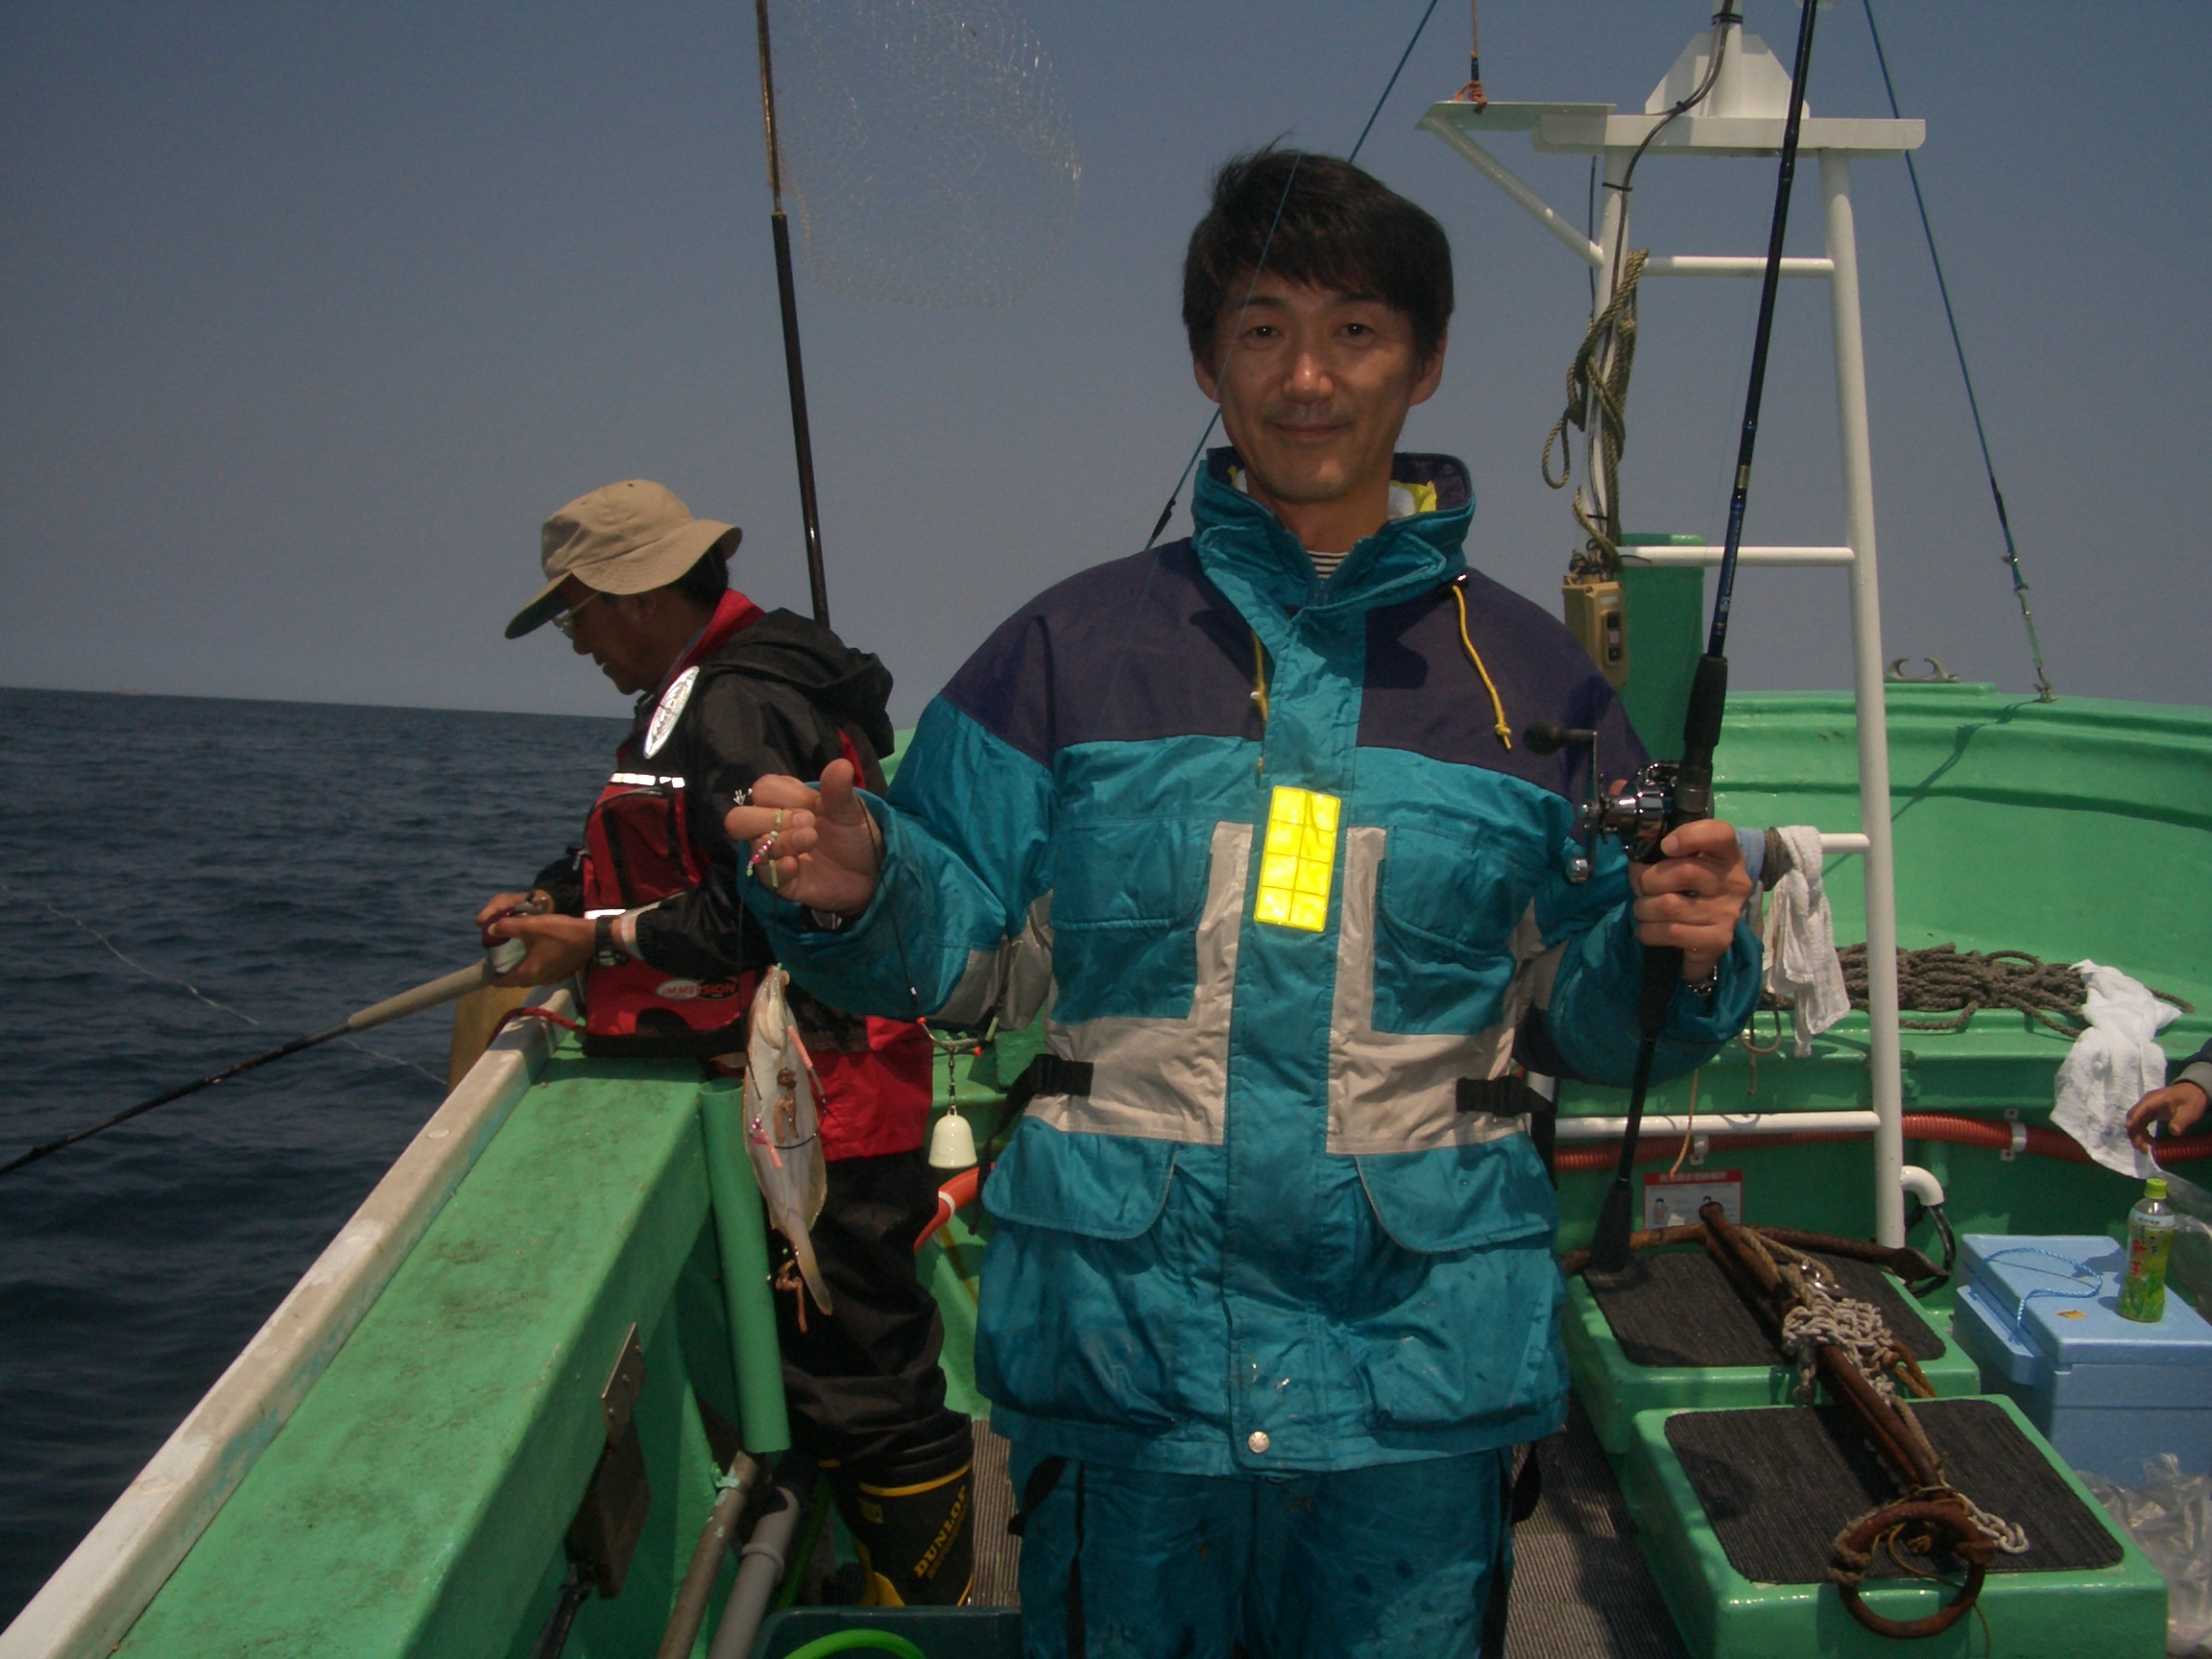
[752,450,1761,1476]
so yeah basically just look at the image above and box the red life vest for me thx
[572,593,933,1159]
[578,590,765,1055]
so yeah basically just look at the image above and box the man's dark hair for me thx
[1182,149,1454,369]
[668,540,733,609]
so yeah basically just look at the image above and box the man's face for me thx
[1193,273,1444,527]
[557,576,663,695]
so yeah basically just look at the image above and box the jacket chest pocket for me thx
[1046,818,1212,1022]
[1369,824,1538,1035]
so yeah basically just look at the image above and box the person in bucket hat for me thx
[478,478,979,1606]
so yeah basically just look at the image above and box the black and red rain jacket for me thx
[533,589,931,1160]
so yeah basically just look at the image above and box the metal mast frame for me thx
[1422,97,1925,1247]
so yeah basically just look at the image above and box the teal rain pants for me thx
[1009,1445,1511,1658]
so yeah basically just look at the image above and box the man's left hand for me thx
[484,913,594,987]
[1627,819,1754,983]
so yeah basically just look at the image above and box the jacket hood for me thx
[703,608,898,758]
[1190,448,1473,620]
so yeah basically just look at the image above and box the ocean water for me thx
[0,687,626,1625]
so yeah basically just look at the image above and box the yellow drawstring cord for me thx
[1450,581,1514,750]
[1251,633,1270,775]
[1251,594,1506,753]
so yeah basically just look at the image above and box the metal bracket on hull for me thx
[568,1324,653,1599]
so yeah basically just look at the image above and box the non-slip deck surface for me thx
[1505,1402,1690,1659]
[971,1424,1021,1608]
[1665,1398,2124,1585]
[1587,1249,1944,1368]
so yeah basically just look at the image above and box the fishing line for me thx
[1,877,261,1026]
[0,877,444,1086]
[1860,0,2054,702]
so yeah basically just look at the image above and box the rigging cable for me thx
[1138,0,1448,554]
[1544,5,1741,565]
[1860,0,2055,702]
[1455,0,1486,109]
[1101,0,1447,726]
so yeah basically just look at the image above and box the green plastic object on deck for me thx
[1615,537,1706,763]
[781,1633,927,1659]
[703,1073,792,1453]
[1620,1394,2168,1658]
[1562,1268,1983,1463]
[2120,1176,2177,1323]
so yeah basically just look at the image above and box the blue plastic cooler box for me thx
[1951,1233,2212,1480]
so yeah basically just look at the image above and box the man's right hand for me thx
[474,890,550,933]
[724,759,882,918]
[2128,1080,2211,1153]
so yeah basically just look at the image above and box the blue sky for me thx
[5,1,2206,726]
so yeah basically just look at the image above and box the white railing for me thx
[1423,94,1924,1247]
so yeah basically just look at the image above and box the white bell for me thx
[927,1110,978,1170]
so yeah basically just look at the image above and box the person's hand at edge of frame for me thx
[725,759,882,918]
[1626,817,1755,984]
[481,911,593,987]
[2129,1079,2211,1153]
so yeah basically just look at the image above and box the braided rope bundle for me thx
[1762,942,2193,1034]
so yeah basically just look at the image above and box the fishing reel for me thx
[1524,721,1684,876]
[1588,761,1680,865]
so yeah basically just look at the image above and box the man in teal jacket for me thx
[731,150,1759,1655]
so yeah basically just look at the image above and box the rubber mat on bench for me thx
[1587,1249,1943,1368]
[1664,1398,2123,1584]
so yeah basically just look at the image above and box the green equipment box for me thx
[1620,1393,2166,1659]
[1564,1249,1982,1459]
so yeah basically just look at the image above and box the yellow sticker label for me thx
[1254,785,1338,931]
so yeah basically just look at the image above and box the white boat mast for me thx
[1421,20,1925,1248]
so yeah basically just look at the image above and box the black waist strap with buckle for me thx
[1002,1052,1094,1113]
[1455,1071,1556,1186]
[981,1052,1094,1166]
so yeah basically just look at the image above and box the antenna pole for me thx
[754,0,831,628]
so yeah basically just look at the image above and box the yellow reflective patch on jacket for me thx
[1255,785,1338,931]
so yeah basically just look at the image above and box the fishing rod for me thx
[1582,0,1823,1274]
[0,961,495,1178]
[753,0,832,630]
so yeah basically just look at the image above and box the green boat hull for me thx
[52,685,2212,1656]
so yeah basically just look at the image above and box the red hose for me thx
[913,1166,982,1253]
[1551,1112,2212,1175]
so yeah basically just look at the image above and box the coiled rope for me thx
[1763,942,2194,1034]
[1541,247,1647,574]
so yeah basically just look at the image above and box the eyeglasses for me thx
[549,590,604,638]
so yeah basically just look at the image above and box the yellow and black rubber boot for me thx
[829,1424,974,1607]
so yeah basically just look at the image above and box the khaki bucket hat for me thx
[505,479,742,638]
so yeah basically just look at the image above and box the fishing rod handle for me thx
[1673,653,1728,819]
[1641,943,1683,1039]
[348,961,494,1032]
